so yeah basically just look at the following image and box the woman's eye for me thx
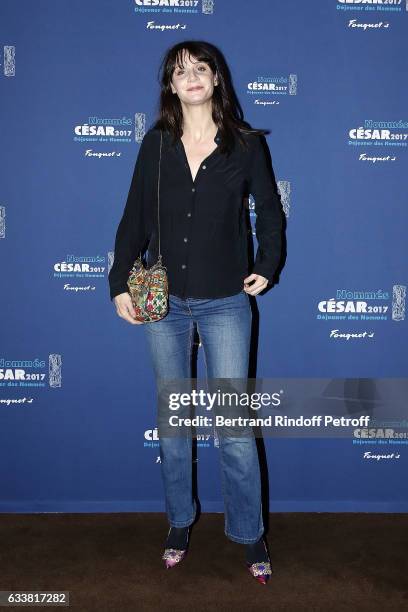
[174,65,207,76]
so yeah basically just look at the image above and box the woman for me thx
[108,40,283,584]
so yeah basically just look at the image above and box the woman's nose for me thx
[186,69,200,81]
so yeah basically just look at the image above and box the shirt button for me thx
[202,165,206,169]
[183,237,188,242]
[187,212,191,217]
[191,187,195,192]
[181,264,187,269]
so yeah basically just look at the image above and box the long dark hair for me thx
[151,40,267,155]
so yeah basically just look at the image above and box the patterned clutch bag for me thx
[127,129,169,323]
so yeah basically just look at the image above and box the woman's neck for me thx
[181,108,217,142]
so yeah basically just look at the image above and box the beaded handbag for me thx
[127,130,169,323]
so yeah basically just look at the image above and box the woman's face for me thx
[170,50,218,106]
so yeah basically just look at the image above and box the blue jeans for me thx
[143,289,264,544]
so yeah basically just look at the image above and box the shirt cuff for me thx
[251,263,277,284]
[109,283,130,302]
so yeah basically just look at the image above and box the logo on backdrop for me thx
[317,286,406,329]
[73,113,147,159]
[3,45,15,77]
[53,254,106,293]
[353,419,407,454]
[362,451,401,460]
[143,427,211,454]
[348,120,408,156]
[133,0,215,16]
[74,114,146,145]
[0,397,34,407]
[336,0,407,21]
[247,74,297,105]
[0,206,5,238]
[144,428,160,448]
[0,355,62,388]
[336,0,406,11]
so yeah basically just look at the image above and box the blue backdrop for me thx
[1,0,407,513]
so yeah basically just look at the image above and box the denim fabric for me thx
[143,289,264,544]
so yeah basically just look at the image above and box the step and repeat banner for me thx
[1,1,407,512]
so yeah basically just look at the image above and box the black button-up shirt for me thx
[108,126,282,301]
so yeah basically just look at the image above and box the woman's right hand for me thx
[113,292,144,325]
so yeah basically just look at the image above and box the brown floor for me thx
[0,512,407,611]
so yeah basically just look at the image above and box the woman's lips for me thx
[187,86,203,91]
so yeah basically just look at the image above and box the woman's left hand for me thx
[243,273,269,296]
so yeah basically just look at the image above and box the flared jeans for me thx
[143,289,264,544]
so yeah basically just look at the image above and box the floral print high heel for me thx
[245,537,272,584]
[162,526,190,569]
